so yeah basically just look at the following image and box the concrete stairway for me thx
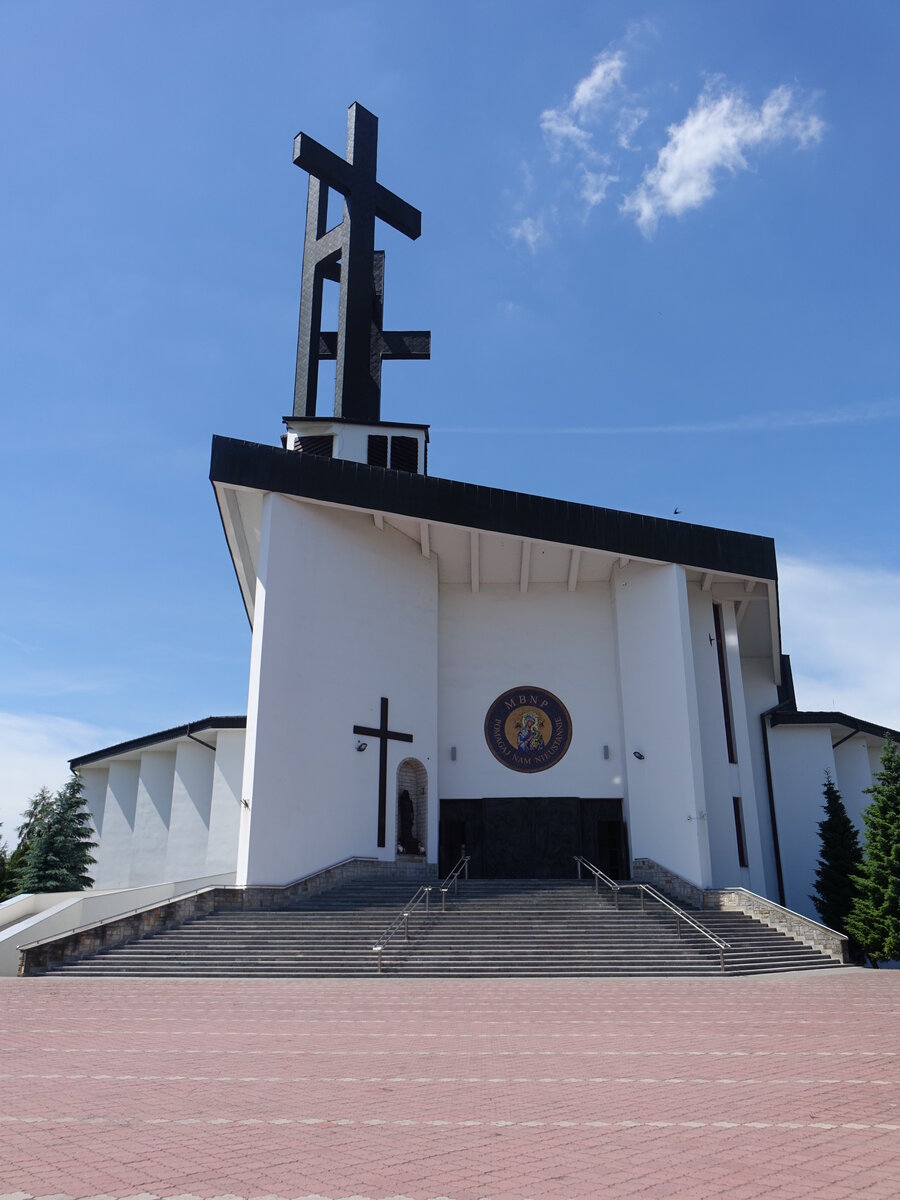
[50,877,843,978]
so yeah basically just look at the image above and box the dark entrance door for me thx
[439,797,628,879]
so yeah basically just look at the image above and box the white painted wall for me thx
[740,656,782,898]
[206,729,245,874]
[833,737,875,832]
[286,421,427,473]
[613,562,711,887]
[687,585,744,887]
[129,751,175,886]
[438,583,622,800]
[719,602,767,894]
[240,495,439,885]
[164,741,215,881]
[80,767,108,841]
[767,723,836,919]
[93,761,140,889]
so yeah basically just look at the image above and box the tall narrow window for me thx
[367,434,388,467]
[390,435,418,473]
[713,603,737,763]
[733,796,748,868]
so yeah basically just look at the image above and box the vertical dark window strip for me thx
[390,435,418,473]
[367,434,388,467]
[713,603,737,764]
[733,796,748,868]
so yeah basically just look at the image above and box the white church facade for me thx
[72,419,895,922]
[69,103,895,927]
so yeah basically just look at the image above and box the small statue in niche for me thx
[397,788,423,854]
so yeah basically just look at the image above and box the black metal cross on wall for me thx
[292,102,431,423]
[354,697,413,848]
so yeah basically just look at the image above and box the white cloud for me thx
[509,215,545,253]
[616,105,649,149]
[622,83,825,236]
[0,713,118,847]
[778,558,900,731]
[540,49,627,161]
[571,50,627,116]
[539,109,592,160]
[581,168,618,210]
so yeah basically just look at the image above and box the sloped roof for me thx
[209,435,778,580]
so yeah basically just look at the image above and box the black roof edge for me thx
[283,416,430,437]
[70,716,247,769]
[209,435,777,580]
[765,708,899,744]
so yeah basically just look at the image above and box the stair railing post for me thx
[640,887,645,912]
[676,912,682,938]
[375,946,382,974]
[441,887,447,913]
[719,946,725,974]
[464,858,469,881]
[404,911,410,941]
[577,859,582,880]
[425,887,430,913]
[613,884,618,910]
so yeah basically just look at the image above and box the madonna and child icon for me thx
[483,686,573,774]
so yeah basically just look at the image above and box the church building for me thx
[70,104,895,925]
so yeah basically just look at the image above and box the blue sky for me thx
[1,2,898,840]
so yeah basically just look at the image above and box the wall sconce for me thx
[632,750,645,761]
[602,744,610,760]
[356,740,368,752]
[450,746,457,761]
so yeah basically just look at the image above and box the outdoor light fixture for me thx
[356,740,368,752]
[632,750,645,760]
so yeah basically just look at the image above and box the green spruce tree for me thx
[0,824,10,902]
[3,785,56,897]
[809,772,862,935]
[846,738,900,967]
[19,774,96,893]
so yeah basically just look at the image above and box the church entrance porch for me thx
[438,797,628,880]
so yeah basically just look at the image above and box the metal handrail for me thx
[574,856,731,973]
[372,884,432,974]
[574,855,621,909]
[438,855,470,912]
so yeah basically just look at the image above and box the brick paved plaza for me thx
[1,970,898,1200]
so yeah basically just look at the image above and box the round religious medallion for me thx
[484,686,573,773]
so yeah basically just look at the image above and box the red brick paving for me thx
[0,970,898,1199]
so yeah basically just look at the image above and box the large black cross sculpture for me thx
[292,102,431,423]
[354,697,413,848]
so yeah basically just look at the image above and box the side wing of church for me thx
[68,103,896,927]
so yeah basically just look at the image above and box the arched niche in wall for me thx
[396,758,427,856]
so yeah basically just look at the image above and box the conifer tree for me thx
[19,774,96,894]
[0,825,10,902]
[3,785,56,897]
[846,738,900,967]
[809,772,862,935]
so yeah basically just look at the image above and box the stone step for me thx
[47,876,842,978]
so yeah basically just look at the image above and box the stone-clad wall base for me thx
[631,856,849,963]
[18,856,435,975]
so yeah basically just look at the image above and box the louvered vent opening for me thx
[367,434,388,467]
[297,435,334,458]
[390,435,418,473]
